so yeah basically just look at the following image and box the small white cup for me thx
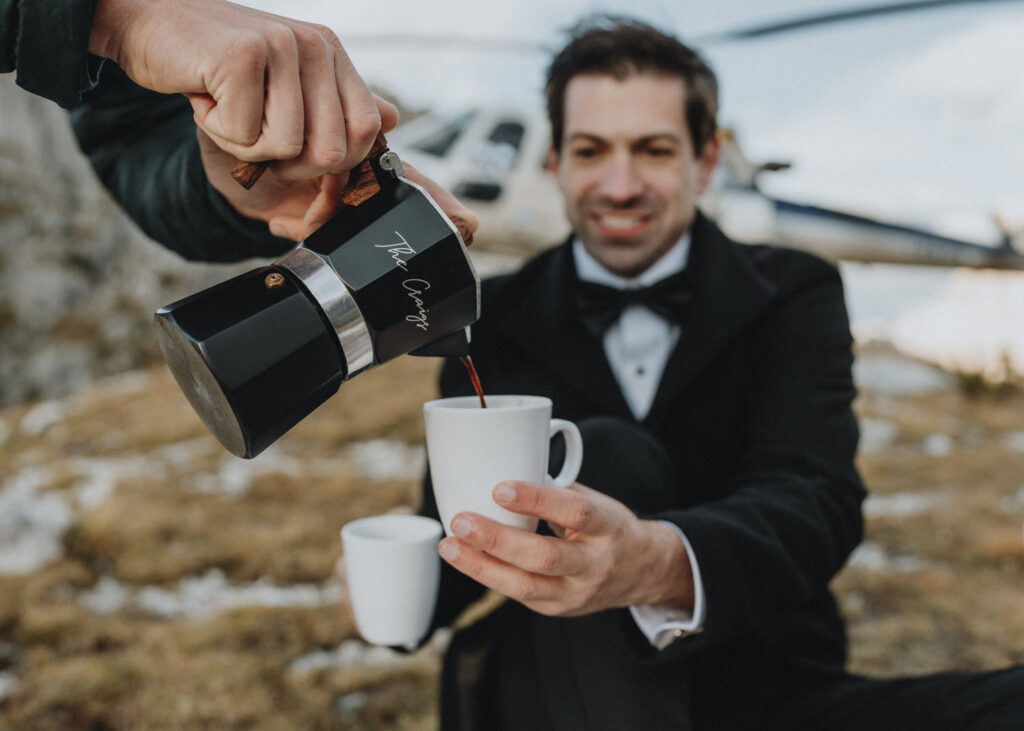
[423,395,584,535]
[340,514,443,649]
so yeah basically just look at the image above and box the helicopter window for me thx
[487,121,526,154]
[468,120,527,177]
[411,112,476,157]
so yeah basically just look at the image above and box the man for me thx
[2,0,475,258]
[419,15,1024,730]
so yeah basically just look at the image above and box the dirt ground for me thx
[0,348,1022,729]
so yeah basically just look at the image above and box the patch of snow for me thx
[889,270,1024,381]
[0,465,74,574]
[853,354,954,396]
[1002,432,1024,454]
[153,438,215,467]
[922,433,954,456]
[289,629,450,675]
[19,400,68,437]
[191,440,426,495]
[77,575,133,615]
[864,492,943,518]
[346,440,426,481]
[0,435,427,575]
[859,418,899,454]
[78,569,342,619]
[67,456,156,511]
[848,541,924,573]
[0,671,17,702]
[289,640,407,673]
[193,448,304,496]
[335,691,369,718]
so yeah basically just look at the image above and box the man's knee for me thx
[555,416,678,514]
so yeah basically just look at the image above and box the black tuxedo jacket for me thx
[425,214,866,729]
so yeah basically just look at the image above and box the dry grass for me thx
[839,379,1024,677]
[1,350,1023,728]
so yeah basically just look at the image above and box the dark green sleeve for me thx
[0,0,105,108]
[68,64,294,262]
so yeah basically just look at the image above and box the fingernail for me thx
[439,540,459,562]
[451,516,471,537]
[493,482,515,504]
[449,214,475,246]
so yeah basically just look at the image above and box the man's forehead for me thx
[561,72,689,139]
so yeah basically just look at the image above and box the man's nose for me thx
[597,152,644,201]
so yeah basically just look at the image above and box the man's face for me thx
[548,73,719,278]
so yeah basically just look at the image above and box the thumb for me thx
[402,161,479,246]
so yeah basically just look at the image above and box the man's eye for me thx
[571,147,600,159]
[646,147,675,157]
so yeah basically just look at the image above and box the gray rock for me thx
[0,74,254,406]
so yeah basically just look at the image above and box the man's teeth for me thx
[599,214,643,229]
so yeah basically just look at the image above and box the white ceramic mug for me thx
[340,514,443,648]
[423,395,584,535]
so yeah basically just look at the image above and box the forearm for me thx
[69,65,292,261]
[1,0,104,107]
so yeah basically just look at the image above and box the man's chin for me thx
[590,247,652,278]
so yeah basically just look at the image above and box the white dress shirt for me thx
[572,237,707,648]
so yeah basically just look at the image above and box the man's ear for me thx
[696,134,721,195]
[545,146,560,175]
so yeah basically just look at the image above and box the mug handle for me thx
[547,419,583,488]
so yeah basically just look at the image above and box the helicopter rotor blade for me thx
[341,32,548,54]
[700,0,1023,42]
[339,1,1022,53]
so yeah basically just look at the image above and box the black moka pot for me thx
[154,147,479,459]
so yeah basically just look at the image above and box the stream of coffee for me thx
[459,356,487,408]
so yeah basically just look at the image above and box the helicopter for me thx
[367,0,1024,269]
[388,108,1024,268]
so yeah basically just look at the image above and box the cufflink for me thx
[655,626,701,651]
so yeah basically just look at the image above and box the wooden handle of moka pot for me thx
[229,134,475,245]
[230,133,389,207]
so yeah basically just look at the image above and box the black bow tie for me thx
[573,270,692,338]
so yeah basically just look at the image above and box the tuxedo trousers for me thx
[440,417,1024,730]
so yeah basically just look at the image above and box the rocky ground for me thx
[0,74,266,409]
[0,346,1022,729]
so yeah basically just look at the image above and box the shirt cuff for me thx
[629,521,706,650]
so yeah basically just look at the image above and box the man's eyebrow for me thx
[633,133,684,146]
[565,132,607,145]
[564,132,684,145]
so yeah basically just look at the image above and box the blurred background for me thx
[1,1,1023,728]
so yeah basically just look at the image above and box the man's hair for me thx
[545,15,719,156]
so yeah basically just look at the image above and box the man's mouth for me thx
[592,211,652,237]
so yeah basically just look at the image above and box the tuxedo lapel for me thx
[644,214,777,426]
[490,217,775,424]
[493,243,634,420]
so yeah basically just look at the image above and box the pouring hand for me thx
[89,0,383,180]
[200,130,479,243]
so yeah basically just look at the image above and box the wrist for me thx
[89,0,160,65]
[637,520,695,611]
